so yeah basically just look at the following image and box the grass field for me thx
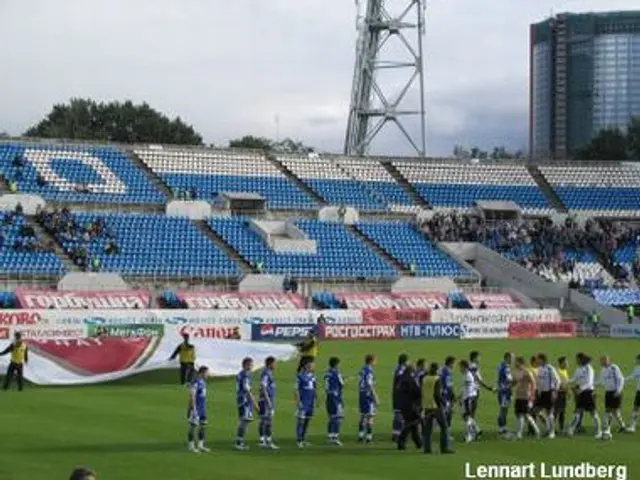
[1,338,639,480]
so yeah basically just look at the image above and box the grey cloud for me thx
[0,0,636,155]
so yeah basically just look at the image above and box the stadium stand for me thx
[135,147,316,209]
[0,142,165,204]
[209,217,397,278]
[39,211,241,278]
[592,288,640,307]
[538,163,640,214]
[277,155,387,211]
[355,220,473,278]
[392,160,552,214]
[327,156,415,212]
[0,211,64,276]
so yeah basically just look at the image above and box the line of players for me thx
[184,351,640,453]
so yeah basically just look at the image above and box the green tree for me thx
[24,98,203,145]
[452,145,524,160]
[0,131,9,139]
[573,127,628,161]
[228,136,314,154]
[627,117,640,161]
[228,135,273,150]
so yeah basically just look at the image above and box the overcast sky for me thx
[0,0,637,156]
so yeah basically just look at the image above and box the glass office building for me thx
[530,11,640,159]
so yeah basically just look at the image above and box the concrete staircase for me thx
[126,149,174,199]
[382,162,430,209]
[527,165,568,213]
[28,219,82,272]
[193,220,255,274]
[266,154,326,206]
[346,224,411,275]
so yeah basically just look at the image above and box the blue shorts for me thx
[258,399,274,418]
[359,396,376,416]
[188,407,207,426]
[498,390,512,408]
[238,404,254,422]
[326,397,344,418]
[297,404,315,419]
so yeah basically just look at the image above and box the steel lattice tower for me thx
[344,0,427,157]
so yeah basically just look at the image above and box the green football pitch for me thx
[1,338,638,480]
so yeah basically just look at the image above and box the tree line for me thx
[2,98,639,161]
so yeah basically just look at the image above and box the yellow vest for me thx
[178,343,195,364]
[11,342,27,364]
[300,338,318,358]
[422,375,438,409]
[557,368,570,391]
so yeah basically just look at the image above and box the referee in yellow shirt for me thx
[556,356,570,432]
[422,362,453,454]
[1,331,28,391]
[169,333,196,385]
[296,329,318,372]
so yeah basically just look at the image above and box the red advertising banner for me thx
[338,292,446,310]
[320,324,398,340]
[15,289,152,310]
[362,308,431,324]
[539,321,577,338]
[509,321,577,339]
[465,293,521,309]
[508,322,541,339]
[0,311,43,326]
[178,292,306,310]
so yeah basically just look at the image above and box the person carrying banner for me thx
[170,333,196,385]
[296,330,318,372]
[1,331,28,391]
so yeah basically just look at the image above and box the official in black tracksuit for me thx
[396,365,423,450]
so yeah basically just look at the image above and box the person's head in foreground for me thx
[69,467,96,480]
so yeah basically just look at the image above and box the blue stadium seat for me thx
[135,148,315,210]
[393,161,551,211]
[209,218,397,279]
[0,213,64,276]
[52,213,241,278]
[0,143,165,204]
[593,289,640,307]
[356,221,473,278]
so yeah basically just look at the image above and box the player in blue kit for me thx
[235,357,257,451]
[358,354,379,443]
[296,357,317,448]
[392,353,409,441]
[187,366,210,453]
[440,356,456,429]
[496,352,514,436]
[258,356,278,449]
[325,356,345,446]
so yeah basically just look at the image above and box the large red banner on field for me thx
[16,289,152,310]
[508,321,577,339]
[177,292,306,310]
[337,292,446,310]
[362,308,431,324]
[320,324,398,340]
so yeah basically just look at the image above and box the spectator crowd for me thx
[419,211,640,289]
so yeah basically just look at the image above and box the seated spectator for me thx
[104,240,120,255]
[90,256,101,272]
[36,174,47,187]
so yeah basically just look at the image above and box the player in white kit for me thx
[625,354,640,432]
[535,353,560,439]
[597,356,627,438]
[568,353,603,439]
[459,360,479,443]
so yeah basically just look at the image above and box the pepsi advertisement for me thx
[251,323,317,342]
[398,323,463,340]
